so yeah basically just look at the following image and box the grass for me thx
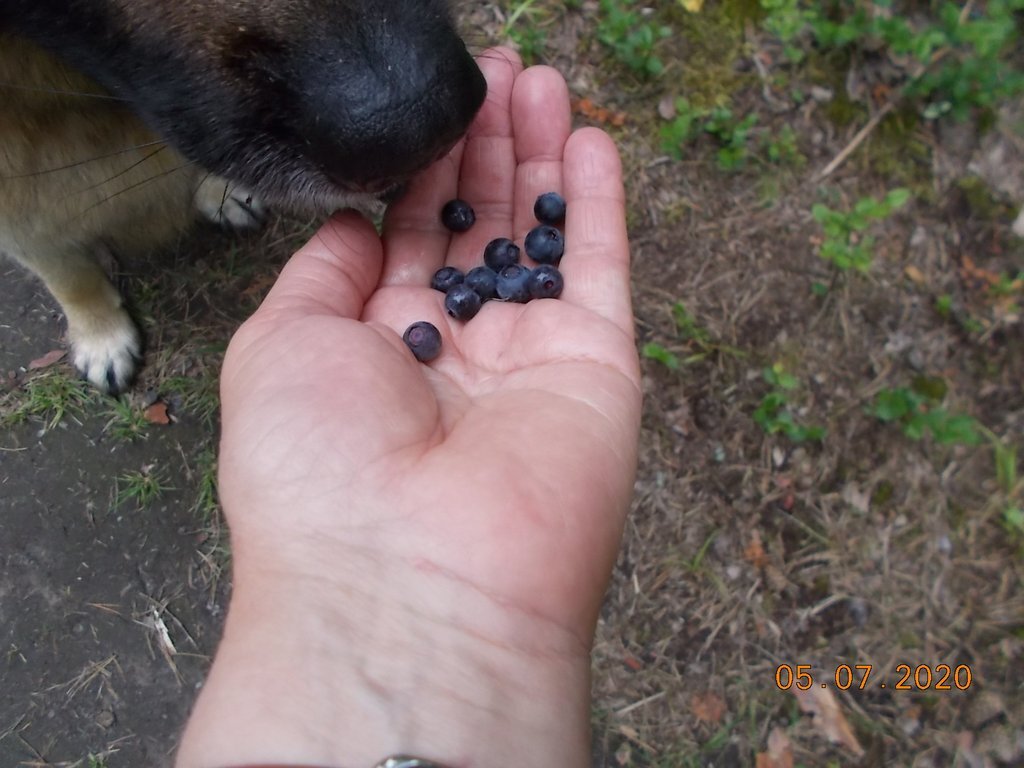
[501,0,552,64]
[114,465,173,510]
[161,372,221,428]
[0,369,98,431]
[102,397,151,442]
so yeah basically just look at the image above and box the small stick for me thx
[816,46,952,182]
[816,100,896,182]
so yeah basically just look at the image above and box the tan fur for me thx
[0,36,250,390]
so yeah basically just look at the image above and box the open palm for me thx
[217,50,641,643]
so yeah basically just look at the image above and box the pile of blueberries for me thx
[402,192,567,363]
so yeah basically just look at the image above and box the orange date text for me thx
[774,663,973,691]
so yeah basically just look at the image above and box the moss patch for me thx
[667,0,756,108]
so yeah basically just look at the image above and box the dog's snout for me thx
[296,30,486,192]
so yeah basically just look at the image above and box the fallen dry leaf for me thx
[756,727,794,768]
[691,691,727,725]
[904,265,927,285]
[241,272,278,299]
[744,533,769,569]
[28,349,66,370]
[793,685,865,756]
[144,401,171,425]
[572,97,627,127]
[622,653,644,671]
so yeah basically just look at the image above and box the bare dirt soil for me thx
[2,3,1022,767]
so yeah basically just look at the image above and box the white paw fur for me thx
[69,310,142,394]
[194,176,266,230]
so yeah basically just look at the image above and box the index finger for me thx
[559,127,633,336]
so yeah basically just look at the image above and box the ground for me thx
[2,2,1022,767]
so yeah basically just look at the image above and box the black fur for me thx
[0,0,487,212]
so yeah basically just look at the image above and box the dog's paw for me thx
[69,311,142,395]
[194,176,267,231]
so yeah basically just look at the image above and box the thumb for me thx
[257,210,384,320]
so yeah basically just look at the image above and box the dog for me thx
[0,0,486,392]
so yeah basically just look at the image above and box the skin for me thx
[175,49,642,768]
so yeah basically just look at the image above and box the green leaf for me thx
[642,342,680,370]
[872,388,919,422]
[885,188,911,209]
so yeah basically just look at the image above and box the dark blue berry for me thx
[441,199,475,232]
[483,237,521,271]
[444,284,483,320]
[464,266,499,300]
[431,266,465,293]
[496,264,532,303]
[528,265,564,300]
[534,192,566,225]
[524,225,565,265]
[403,321,442,362]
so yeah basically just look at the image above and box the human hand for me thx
[177,48,641,768]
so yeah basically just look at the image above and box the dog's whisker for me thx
[1,140,168,180]
[0,81,130,101]
[69,145,171,197]
[75,160,191,220]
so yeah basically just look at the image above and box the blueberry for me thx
[441,199,475,232]
[528,265,564,300]
[403,321,442,362]
[444,284,483,320]
[524,224,565,265]
[496,264,532,303]
[483,237,521,271]
[431,266,465,293]
[464,266,499,300]
[533,192,566,225]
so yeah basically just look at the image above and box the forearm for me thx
[174,542,594,768]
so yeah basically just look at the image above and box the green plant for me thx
[662,99,803,170]
[103,398,150,442]
[642,301,741,371]
[812,188,910,273]
[760,0,1024,120]
[193,445,221,522]
[759,0,817,62]
[977,425,1023,540]
[870,380,982,445]
[596,0,671,79]
[762,124,806,167]
[703,107,759,170]
[642,341,680,370]
[502,0,549,65]
[660,97,708,158]
[162,373,221,427]
[115,465,173,510]
[753,363,826,442]
[1,370,95,431]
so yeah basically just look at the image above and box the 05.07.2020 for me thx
[774,663,973,692]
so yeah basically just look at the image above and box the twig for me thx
[816,46,953,182]
[816,101,897,182]
[615,690,667,717]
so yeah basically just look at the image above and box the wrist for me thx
[175,541,593,768]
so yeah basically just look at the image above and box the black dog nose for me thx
[295,22,487,191]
